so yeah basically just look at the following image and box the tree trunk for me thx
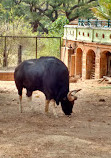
[38,21,48,34]
[32,21,38,32]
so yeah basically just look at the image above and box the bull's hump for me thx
[27,61,35,64]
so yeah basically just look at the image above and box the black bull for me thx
[14,56,81,116]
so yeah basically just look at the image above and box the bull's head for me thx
[61,89,81,116]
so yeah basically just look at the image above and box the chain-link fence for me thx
[0,36,61,70]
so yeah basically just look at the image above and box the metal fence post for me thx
[18,45,22,65]
[36,37,37,59]
[60,37,61,59]
[3,36,7,67]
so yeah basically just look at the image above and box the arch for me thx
[76,48,83,77]
[100,51,111,77]
[86,49,95,79]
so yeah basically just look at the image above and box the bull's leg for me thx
[45,100,50,114]
[18,88,23,113]
[51,99,58,118]
[19,95,22,113]
[26,90,33,111]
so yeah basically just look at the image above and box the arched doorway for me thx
[100,51,111,78]
[76,48,83,77]
[86,50,95,79]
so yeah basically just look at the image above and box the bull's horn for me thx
[67,89,81,101]
[70,89,82,95]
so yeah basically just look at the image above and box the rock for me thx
[99,99,105,102]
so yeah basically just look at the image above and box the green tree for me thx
[0,0,98,34]
[48,16,69,36]
[62,0,97,21]
[16,0,98,33]
[0,0,24,22]
[0,0,32,35]
[92,0,111,19]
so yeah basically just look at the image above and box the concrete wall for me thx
[64,25,111,44]
[0,72,14,81]
[61,39,111,80]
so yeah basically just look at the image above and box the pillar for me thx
[82,50,86,80]
[95,48,101,79]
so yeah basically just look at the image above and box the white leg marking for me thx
[45,100,50,114]
[51,99,58,118]
[19,95,22,113]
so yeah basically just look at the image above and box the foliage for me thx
[0,0,98,68]
[0,17,36,36]
[92,0,111,19]
[0,0,33,36]
[48,16,69,37]
[61,0,98,20]
[0,0,98,34]
[37,38,61,59]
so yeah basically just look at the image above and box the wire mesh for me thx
[0,36,61,70]
[0,36,4,68]
[37,37,60,59]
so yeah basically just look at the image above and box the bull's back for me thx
[14,59,41,90]
[39,57,69,101]
[14,57,69,96]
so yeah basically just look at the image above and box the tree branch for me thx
[65,0,97,20]
[70,0,97,11]
[37,21,48,33]
[14,0,22,5]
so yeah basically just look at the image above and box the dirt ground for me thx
[0,80,111,158]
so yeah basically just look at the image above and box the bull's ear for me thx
[67,92,74,101]
[74,96,77,100]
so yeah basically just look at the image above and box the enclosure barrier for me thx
[0,36,61,69]
[0,36,61,80]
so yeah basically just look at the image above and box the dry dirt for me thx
[0,80,111,158]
